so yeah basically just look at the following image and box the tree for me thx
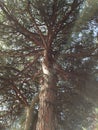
[0,0,98,130]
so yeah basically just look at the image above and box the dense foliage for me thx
[0,0,98,130]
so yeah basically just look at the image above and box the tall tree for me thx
[0,0,98,130]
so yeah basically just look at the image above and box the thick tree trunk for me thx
[36,50,57,130]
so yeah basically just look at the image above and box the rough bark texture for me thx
[36,50,57,130]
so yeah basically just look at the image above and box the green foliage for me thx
[0,0,98,130]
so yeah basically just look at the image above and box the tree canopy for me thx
[0,0,98,130]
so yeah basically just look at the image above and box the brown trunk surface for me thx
[36,50,57,130]
[24,106,37,130]
[24,106,32,130]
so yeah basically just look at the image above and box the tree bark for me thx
[24,95,39,130]
[24,106,32,130]
[24,106,38,130]
[36,50,58,130]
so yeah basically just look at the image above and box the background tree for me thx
[0,0,98,130]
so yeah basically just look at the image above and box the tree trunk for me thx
[24,95,39,130]
[36,50,58,130]
[24,106,37,130]
[24,106,32,130]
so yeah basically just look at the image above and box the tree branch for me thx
[26,1,47,49]
[61,45,98,59]
[0,2,43,47]
[51,0,83,41]
[10,83,29,106]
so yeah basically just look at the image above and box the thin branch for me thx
[27,1,47,49]
[61,46,98,59]
[10,83,29,106]
[0,2,43,47]
[30,93,39,109]
[55,63,69,80]
[16,54,40,77]
[51,0,83,41]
